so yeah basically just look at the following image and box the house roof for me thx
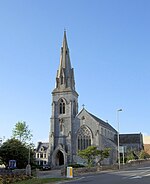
[119,133,143,144]
[36,142,49,151]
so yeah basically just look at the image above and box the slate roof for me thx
[89,112,117,133]
[36,142,49,152]
[119,133,143,144]
[78,108,117,133]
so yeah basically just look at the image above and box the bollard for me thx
[67,167,73,178]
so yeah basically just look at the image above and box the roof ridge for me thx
[88,111,117,132]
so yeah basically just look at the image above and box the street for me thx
[64,166,150,184]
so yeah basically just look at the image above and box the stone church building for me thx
[36,32,119,167]
[49,31,119,167]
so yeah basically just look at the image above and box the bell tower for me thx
[49,31,78,167]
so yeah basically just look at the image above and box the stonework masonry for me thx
[35,32,144,168]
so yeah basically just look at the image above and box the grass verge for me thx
[13,177,72,184]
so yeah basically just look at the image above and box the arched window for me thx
[77,126,92,150]
[59,99,65,114]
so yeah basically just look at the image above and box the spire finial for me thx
[63,28,67,47]
[64,28,67,37]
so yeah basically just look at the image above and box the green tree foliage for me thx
[126,151,138,161]
[139,150,150,159]
[0,138,35,168]
[97,148,111,165]
[78,146,99,167]
[78,146,110,167]
[12,121,33,143]
[0,157,2,165]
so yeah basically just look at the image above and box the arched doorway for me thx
[55,150,64,166]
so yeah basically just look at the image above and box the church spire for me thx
[55,31,76,91]
[58,30,71,73]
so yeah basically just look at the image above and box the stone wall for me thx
[61,165,118,176]
[61,159,150,176]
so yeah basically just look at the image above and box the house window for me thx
[44,153,47,158]
[77,125,92,150]
[40,153,43,158]
[41,147,44,151]
[59,99,65,114]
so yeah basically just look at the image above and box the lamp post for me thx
[26,144,31,176]
[117,109,122,170]
[28,145,30,165]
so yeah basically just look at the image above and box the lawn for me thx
[13,177,72,184]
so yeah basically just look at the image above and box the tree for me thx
[78,146,99,167]
[126,150,138,162]
[78,146,110,167]
[0,157,3,165]
[12,121,32,143]
[97,148,111,165]
[0,138,35,169]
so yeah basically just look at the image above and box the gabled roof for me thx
[77,108,117,133]
[36,142,49,152]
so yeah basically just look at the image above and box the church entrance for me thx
[55,150,64,166]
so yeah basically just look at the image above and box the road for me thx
[64,166,150,184]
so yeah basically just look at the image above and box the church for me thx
[48,31,119,167]
[36,31,119,167]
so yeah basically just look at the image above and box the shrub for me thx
[139,150,150,159]
[0,172,32,184]
[68,163,85,168]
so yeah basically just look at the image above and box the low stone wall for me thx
[125,159,150,167]
[61,165,118,177]
[0,169,26,176]
[60,160,150,177]
[0,168,12,175]
[12,169,26,175]
[73,167,97,176]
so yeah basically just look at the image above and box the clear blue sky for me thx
[0,0,150,144]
